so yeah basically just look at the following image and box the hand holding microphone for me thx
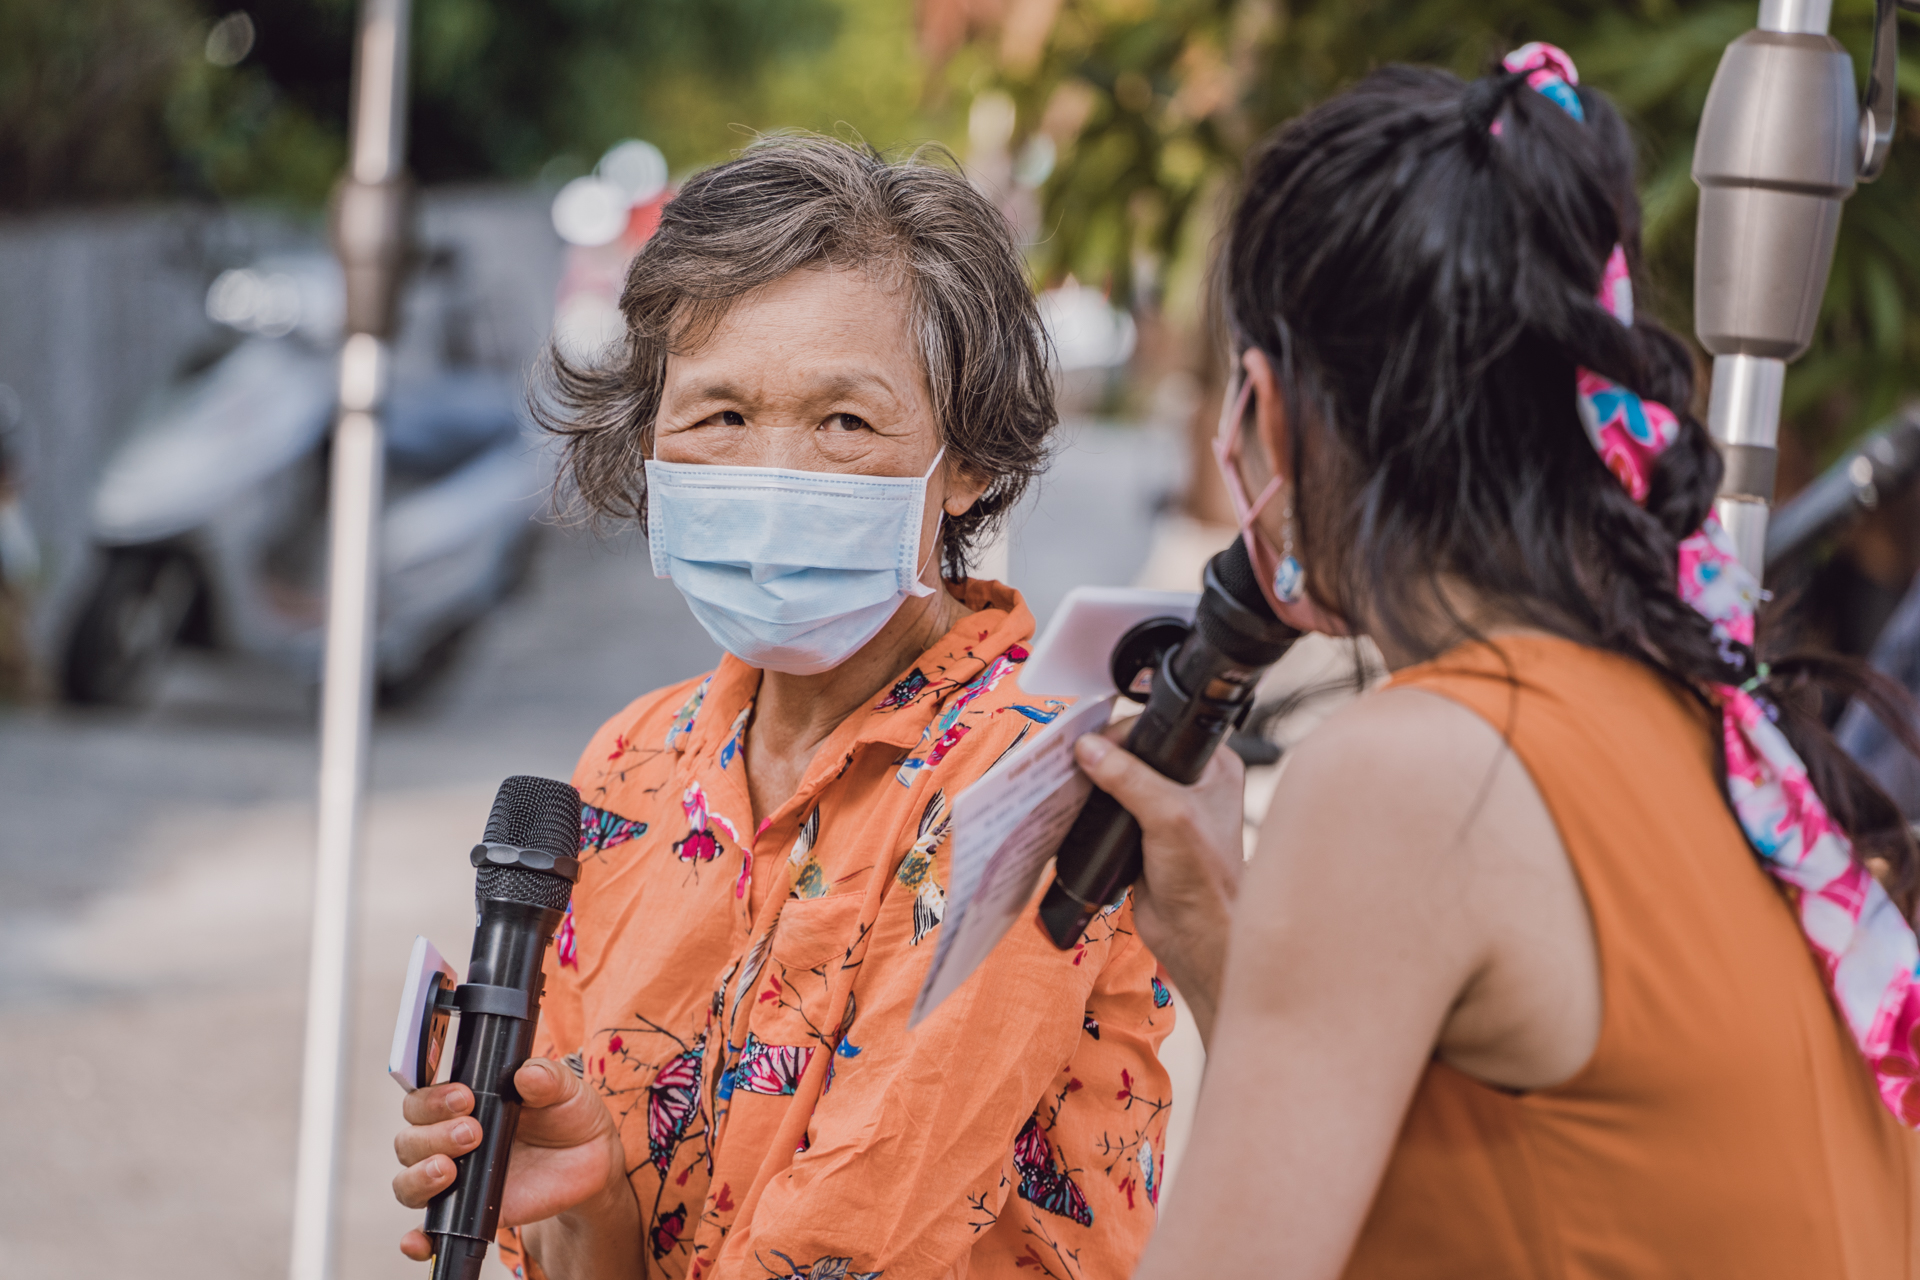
[388,775,640,1279]
[393,1057,632,1264]
[1037,536,1299,949]
[1071,723,1251,1046]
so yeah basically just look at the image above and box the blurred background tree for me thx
[7,0,1915,561]
[11,0,1906,466]
[0,0,949,209]
[934,0,1920,471]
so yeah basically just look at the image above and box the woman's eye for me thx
[826,413,872,432]
[718,410,745,426]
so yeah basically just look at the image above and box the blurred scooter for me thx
[61,249,548,706]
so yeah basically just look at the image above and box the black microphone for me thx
[426,775,583,1280]
[1038,537,1299,949]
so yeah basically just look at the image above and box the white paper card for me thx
[1019,586,1198,699]
[388,934,458,1091]
[909,692,1116,1026]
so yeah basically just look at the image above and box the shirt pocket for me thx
[751,893,865,1049]
[769,891,864,973]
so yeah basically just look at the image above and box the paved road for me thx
[0,420,1176,1278]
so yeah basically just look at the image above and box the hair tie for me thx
[1459,69,1530,142]
[1505,41,1920,1128]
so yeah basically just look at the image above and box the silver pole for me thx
[1693,0,1849,581]
[288,3,411,1279]
[1758,0,1834,32]
[1708,353,1787,574]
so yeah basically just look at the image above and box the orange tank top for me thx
[1345,636,1917,1279]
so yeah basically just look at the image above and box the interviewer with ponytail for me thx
[1089,45,1920,1279]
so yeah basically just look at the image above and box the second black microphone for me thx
[1037,537,1299,949]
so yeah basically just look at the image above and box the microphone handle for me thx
[426,896,565,1280]
[1037,644,1250,949]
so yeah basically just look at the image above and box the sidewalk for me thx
[1,786,491,1278]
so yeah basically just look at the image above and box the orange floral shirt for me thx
[498,580,1174,1280]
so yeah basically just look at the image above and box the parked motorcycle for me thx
[61,248,548,706]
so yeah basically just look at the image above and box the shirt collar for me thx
[684,580,1036,761]
[856,578,1034,751]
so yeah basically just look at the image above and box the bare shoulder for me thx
[1271,683,1517,849]
[1238,685,1519,950]
[1244,680,1596,1088]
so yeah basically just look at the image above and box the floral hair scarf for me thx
[1506,41,1920,1125]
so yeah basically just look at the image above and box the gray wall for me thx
[0,187,562,670]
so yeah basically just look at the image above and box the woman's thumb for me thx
[1075,733,1169,819]
[1074,730,1118,775]
[514,1057,575,1109]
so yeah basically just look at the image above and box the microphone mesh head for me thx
[477,864,574,910]
[484,775,581,858]
[477,776,582,910]
[1214,536,1280,622]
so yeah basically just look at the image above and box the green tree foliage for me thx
[0,0,949,210]
[974,0,1920,456]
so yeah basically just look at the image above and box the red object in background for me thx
[553,189,671,361]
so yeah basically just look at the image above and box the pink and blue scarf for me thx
[1506,41,1920,1125]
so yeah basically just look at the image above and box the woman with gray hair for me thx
[391,136,1174,1280]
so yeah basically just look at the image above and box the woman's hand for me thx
[393,1057,637,1269]
[1073,726,1248,1045]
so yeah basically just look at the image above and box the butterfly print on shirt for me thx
[719,704,751,770]
[789,806,827,899]
[647,1039,705,1174]
[892,645,1030,785]
[580,803,647,855]
[762,1251,882,1280]
[874,668,930,711]
[664,675,711,751]
[731,1034,815,1097]
[1012,1112,1095,1227]
[556,903,579,969]
[674,780,739,864]
[894,790,950,946]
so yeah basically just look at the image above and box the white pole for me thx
[288,4,411,1278]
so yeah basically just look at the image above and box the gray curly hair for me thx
[537,134,1059,578]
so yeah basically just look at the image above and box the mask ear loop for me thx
[906,446,950,598]
[1211,375,1295,615]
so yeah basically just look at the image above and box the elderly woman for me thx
[391,137,1173,1280]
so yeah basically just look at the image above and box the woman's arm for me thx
[1109,688,1548,1279]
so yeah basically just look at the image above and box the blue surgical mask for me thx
[645,449,945,675]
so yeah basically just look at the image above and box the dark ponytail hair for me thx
[1221,63,1920,912]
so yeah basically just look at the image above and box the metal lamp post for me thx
[288,2,412,1277]
[1693,0,1915,579]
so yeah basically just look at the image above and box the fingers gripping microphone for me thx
[426,776,583,1280]
[1038,538,1299,949]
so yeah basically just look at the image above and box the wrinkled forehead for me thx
[657,262,937,427]
[665,256,919,361]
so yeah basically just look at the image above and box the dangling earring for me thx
[1273,484,1305,605]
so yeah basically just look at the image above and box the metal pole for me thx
[288,3,411,1279]
[1694,0,1851,581]
[1694,0,1913,580]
